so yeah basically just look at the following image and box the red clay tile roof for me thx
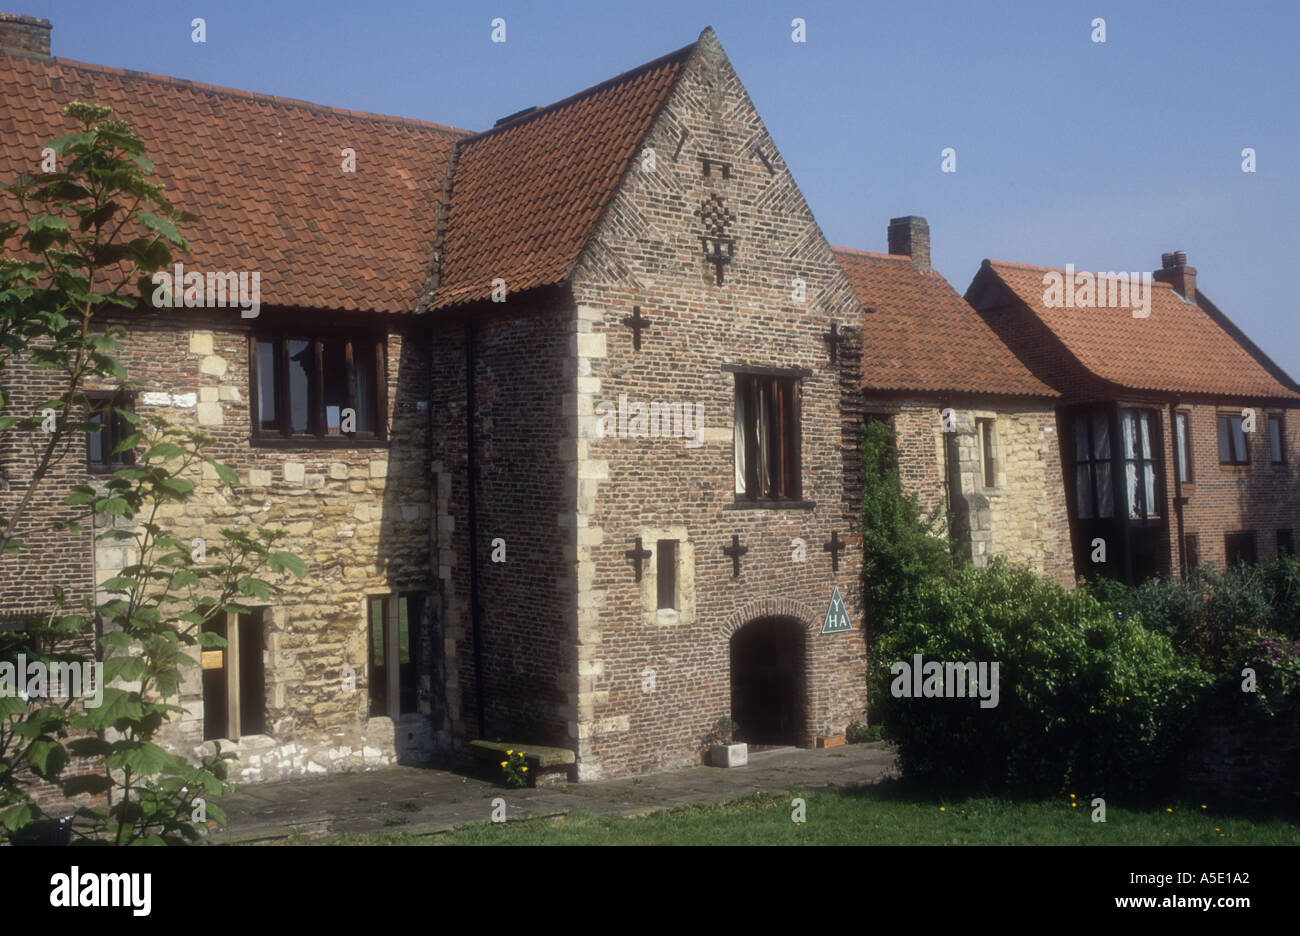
[429,42,694,311]
[980,260,1300,400]
[833,247,1057,397]
[0,50,466,314]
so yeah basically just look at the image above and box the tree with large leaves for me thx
[0,102,305,844]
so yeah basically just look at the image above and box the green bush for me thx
[845,719,881,743]
[872,560,1209,796]
[1091,558,1300,701]
[860,418,955,633]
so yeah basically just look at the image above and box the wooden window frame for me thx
[1070,408,1116,520]
[1174,410,1194,484]
[1121,408,1163,522]
[1268,413,1285,466]
[1217,413,1249,466]
[732,372,803,506]
[1183,533,1199,575]
[1225,531,1257,567]
[201,609,266,742]
[977,417,997,489]
[368,594,419,719]
[250,331,388,448]
[85,391,136,473]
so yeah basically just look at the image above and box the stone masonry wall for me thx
[564,31,868,780]
[866,397,1075,586]
[78,310,438,784]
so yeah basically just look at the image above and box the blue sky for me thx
[25,0,1300,377]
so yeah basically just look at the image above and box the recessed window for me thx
[734,374,800,502]
[656,540,677,610]
[86,393,135,472]
[1217,414,1249,465]
[1121,409,1161,520]
[1071,410,1115,520]
[201,610,266,741]
[1277,529,1293,557]
[1225,531,1257,567]
[369,594,418,718]
[1268,414,1284,465]
[977,418,996,488]
[252,334,384,443]
[1174,411,1193,484]
[1183,534,1199,574]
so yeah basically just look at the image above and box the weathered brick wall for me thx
[0,352,95,623]
[8,310,440,784]
[428,303,574,750]
[563,31,868,780]
[1172,401,1300,570]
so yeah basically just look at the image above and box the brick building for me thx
[966,253,1300,583]
[2,19,867,784]
[835,218,1075,585]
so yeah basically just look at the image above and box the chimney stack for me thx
[1153,249,1197,302]
[0,13,50,57]
[888,216,931,271]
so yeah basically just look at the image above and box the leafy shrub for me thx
[845,719,881,743]
[1093,558,1300,696]
[860,417,956,633]
[872,560,1209,796]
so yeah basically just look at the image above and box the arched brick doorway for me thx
[729,616,806,746]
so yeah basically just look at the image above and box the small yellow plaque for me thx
[201,650,223,671]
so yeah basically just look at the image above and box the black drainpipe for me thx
[466,324,486,738]
[1169,399,1186,577]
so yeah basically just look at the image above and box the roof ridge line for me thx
[6,51,471,135]
[458,38,699,144]
[985,257,1176,286]
[832,246,910,261]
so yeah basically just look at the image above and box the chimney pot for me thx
[0,13,51,58]
[1153,249,1197,302]
[887,216,931,271]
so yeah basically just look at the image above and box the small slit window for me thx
[657,540,677,611]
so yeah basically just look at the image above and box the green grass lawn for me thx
[310,781,1300,846]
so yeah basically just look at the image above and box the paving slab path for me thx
[213,742,897,843]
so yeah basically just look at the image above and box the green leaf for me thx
[268,551,308,579]
[205,459,239,486]
[111,432,140,456]
[26,214,70,232]
[135,211,184,245]
[143,441,184,461]
[237,576,271,600]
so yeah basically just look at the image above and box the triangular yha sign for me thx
[821,584,851,634]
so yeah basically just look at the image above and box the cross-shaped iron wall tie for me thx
[823,531,846,572]
[625,537,652,582]
[622,306,651,351]
[722,534,749,578]
[823,321,843,364]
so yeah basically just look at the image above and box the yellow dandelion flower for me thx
[1070,794,1076,799]
[1071,803,1077,808]
[500,761,507,767]
[506,749,513,755]
[522,766,528,772]
[1166,808,1173,813]
[939,807,945,812]
[1201,805,1207,809]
